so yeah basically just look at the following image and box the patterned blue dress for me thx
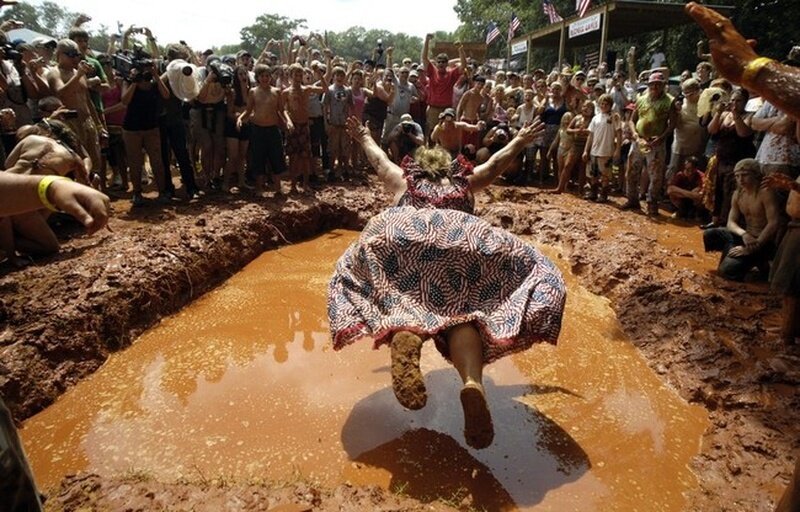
[327,155,566,363]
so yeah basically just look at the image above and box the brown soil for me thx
[2,181,798,511]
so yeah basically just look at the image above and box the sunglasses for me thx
[436,59,448,64]
[64,51,81,58]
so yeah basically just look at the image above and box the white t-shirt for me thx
[589,111,620,157]
[650,52,666,69]
[753,101,800,166]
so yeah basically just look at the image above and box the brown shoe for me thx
[460,382,494,449]
[390,331,427,410]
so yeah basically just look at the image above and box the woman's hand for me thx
[685,2,759,84]
[515,118,545,145]
[762,172,798,192]
[345,116,370,142]
[48,179,111,235]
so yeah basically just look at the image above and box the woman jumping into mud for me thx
[327,116,566,449]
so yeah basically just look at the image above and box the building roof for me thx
[515,0,736,48]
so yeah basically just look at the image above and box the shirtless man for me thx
[45,40,102,177]
[430,108,482,157]
[456,76,486,150]
[238,64,291,197]
[283,63,326,192]
[703,159,780,281]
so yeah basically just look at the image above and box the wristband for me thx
[37,175,70,212]
[742,57,774,88]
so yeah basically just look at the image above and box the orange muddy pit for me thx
[22,230,708,511]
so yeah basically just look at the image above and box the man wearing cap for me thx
[666,78,706,184]
[386,113,423,163]
[703,158,779,280]
[421,33,465,140]
[623,71,676,216]
[381,66,417,145]
[430,107,482,157]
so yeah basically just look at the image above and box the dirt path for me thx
[2,182,798,510]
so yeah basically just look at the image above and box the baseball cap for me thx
[648,72,666,84]
[236,49,251,59]
[31,36,57,49]
[400,113,413,123]
[439,107,456,119]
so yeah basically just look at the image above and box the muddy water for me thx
[22,229,708,511]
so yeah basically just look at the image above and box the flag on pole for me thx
[508,13,522,43]
[577,0,592,18]
[486,22,501,45]
[543,0,563,23]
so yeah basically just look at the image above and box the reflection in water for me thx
[20,230,709,511]
[342,369,589,510]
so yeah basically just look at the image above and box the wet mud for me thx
[2,181,798,510]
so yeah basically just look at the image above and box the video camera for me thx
[207,59,233,86]
[112,49,154,82]
[0,41,23,64]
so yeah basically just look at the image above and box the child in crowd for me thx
[550,112,575,193]
[583,94,622,202]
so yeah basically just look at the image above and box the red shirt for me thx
[670,169,704,191]
[426,61,462,108]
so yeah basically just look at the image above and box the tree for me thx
[239,13,307,56]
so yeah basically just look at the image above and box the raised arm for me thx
[686,2,800,119]
[421,34,432,69]
[345,116,405,197]
[469,120,544,192]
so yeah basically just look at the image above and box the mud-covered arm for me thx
[344,116,405,196]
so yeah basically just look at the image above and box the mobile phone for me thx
[63,109,79,119]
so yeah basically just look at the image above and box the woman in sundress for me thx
[327,116,566,449]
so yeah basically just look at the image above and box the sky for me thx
[54,0,462,50]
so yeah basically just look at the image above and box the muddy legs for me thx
[390,324,494,449]
[447,323,494,450]
[390,331,427,410]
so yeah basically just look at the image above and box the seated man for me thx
[703,158,780,281]
[386,113,423,163]
[667,155,706,219]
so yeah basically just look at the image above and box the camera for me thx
[63,109,79,119]
[402,122,414,134]
[207,60,233,86]
[1,42,23,64]
[112,50,153,82]
[376,39,384,56]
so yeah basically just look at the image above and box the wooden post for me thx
[526,36,531,72]
[558,21,566,69]
[599,4,610,66]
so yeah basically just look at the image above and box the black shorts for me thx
[249,124,286,176]
[224,118,250,140]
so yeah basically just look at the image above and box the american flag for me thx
[508,13,521,43]
[543,0,563,24]
[486,22,501,45]
[577,0,592,18]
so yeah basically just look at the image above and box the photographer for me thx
[192,55,230,190]
[706,88,755,227]
[119,54,170,207]
[0,31,41,130]
[159,44,200,199]
[386,113,423,163]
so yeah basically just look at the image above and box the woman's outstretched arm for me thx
[344,116,406,198]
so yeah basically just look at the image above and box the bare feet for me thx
[460,381,494,449]
[390,331,427,410]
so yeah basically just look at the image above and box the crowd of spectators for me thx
[0,13,797,297]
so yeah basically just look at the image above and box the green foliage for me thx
[239,13,307,55]
[325,27,422,63]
